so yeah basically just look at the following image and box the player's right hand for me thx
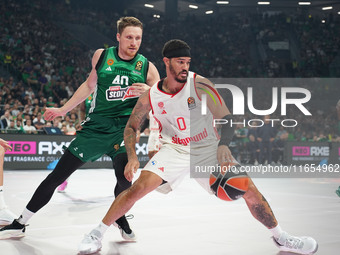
[217,145,233,165]
[131,83,150,96]
[0,138,12,152]
[124,157,140,182]
[44,108,66,121]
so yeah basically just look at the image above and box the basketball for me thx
[209,161,249,201]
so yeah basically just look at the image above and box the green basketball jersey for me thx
[89,46,149,118]
[84,94,93,117]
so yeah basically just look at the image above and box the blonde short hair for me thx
[117,16,143,34]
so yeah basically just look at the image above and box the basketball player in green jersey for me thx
[0,17,159,241]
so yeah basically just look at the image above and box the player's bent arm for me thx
[60,49,102,113]
[124,92,152,160]
[44,49,102,122]
[195,75,234,163]
[124,92,152,181]
[195,75,234,145]
[146,62,160,87]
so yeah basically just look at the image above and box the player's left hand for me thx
[217,145,233,165]
[131,83,150,96]
[44,107,66,121]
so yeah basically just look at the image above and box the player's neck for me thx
[163,78,185,94]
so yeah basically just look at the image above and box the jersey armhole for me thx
[149,88,154,114]
[193,73,201,101]
[95,49,107,71]
[145,60,150,81]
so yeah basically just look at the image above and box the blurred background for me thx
[1,0,340,168]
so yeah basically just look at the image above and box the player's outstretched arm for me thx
[44,49,103,121]
[195,75,234,164]
[124,91,152,181]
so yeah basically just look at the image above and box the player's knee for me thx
[128,173,161,200]
[44,172,67,188]
[126,181,149,201]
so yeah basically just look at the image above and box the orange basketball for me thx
[209,161,249,201]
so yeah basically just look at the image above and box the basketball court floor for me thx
[1,169,339,255]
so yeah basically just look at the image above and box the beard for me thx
[125,49,137,58]
[175,75,187,83]
[169,63,188,83]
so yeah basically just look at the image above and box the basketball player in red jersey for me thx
[78,40,318,255]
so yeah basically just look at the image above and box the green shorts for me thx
[67,113,129,162]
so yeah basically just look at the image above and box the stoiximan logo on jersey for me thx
[106,86,139,101]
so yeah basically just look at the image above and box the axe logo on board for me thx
[38,141,71,155]
[292,146,329,157]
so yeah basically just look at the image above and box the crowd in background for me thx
[1,0,339,164]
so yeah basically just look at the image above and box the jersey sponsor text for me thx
[106,86,139,101]
[172,128,208,146]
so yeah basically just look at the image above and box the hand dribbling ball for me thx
[209,161,249,201]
